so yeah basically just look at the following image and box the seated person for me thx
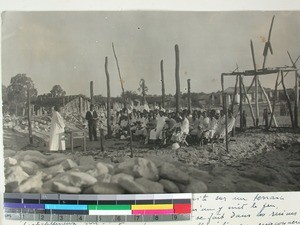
[213,110,236,142]
[171,113,189,144]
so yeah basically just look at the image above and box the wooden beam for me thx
[112,42,133,157]
[160,60,165,109]
[241,78,256,126]
[250,40,259,127]
[90,81,94,104]
[281,70,295,128]
[269,72,280,129]
[231,75,239,113]
[258,79,278,127]
[223,93,229,153]
[27,85,33,144]
[187,79,191,114]
[105,56,112,138]
[175,44,180,113]
[295,71,299,128]
[239,75,244,129]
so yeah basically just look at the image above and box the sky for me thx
[2,11,300,97]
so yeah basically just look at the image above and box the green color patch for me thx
[88,205,98,210]
[96,205,131,210]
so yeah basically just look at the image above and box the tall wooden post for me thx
[281,70,295,128]
[105,57,112,138]
[295,71,299,128]
[160,60,165,109]
[239,75,243,129]
[112,43,133,157]
[187,79,191,114]
[223,93,229,153]
[175,44,180,113]
[269,72,280,129]
[27,85,33,144]
[90,81,94,104]
[231,75,239,113]
[250,40,259,127]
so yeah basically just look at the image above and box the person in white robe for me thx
[49,106,66,151]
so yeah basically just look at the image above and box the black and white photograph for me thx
[2,11,300,194]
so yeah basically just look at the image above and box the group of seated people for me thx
[109,107,236,148]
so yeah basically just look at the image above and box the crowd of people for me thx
[48,104,236,151]
[106,106,236,149]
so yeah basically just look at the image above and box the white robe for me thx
[49,111,66,151]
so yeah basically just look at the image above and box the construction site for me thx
[2,12,300,194]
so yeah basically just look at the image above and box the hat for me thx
[215,110,221,114]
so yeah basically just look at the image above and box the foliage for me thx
[7,74,38,107]
[50,85,66,97]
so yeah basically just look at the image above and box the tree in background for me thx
[7,74,38,115]
[50,85,66,97]
[138,78,148,104]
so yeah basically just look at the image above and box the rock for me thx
[4,150,17,158]
[48,156,69,167]
[67,171,97,187]
[23,154,48,166]
[241,168,277,185]
[159,163,190,185]
[61,159,78,170]
[111,173,134,184]
[41,164,64,177]
[96,162,109,176]
[5,182,19,193]
[79,156,96,167]
[20,161,40,175]
[15,172,43,193]
[135,178,164,193]
[96,174,111,183]
[288,161,300,167]
[187,167,210,181]
[184,180,208,193]
[52,181,81,193]
[118,176,146,194]
[289,167,300,175]
[103,163,114,173]
[159,179,180,193]
[5,166,29,184]
[236,178,279,192]
[133,158,159,181]
[84,182,125,194]
[5,157,18,166]
[114,158,136,175]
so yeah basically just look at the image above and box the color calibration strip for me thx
[4,193,192,222]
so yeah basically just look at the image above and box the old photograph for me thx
[2,11,300,194]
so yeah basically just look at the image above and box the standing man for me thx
[49,106,66,152]
[86,104,98,141]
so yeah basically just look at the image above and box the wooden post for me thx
[224,93,229,153]
[239,75,243,129]
[105,57,112,138]
[231,75,239,113]
[112,42,133,157]
[83,131,86,152]
[258,79,278,127]
[99,128,104,152]
[70,131,74,153]
[269,72,280,129]
[295,71,299,128]
[241,79,256,126]
[90,81,94,104]
[281,70,295,128]
[250,40,259,127]
[27,85,33,144]
[160,60,165,109]
[175,44,180,114]
[187,79,191,114]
